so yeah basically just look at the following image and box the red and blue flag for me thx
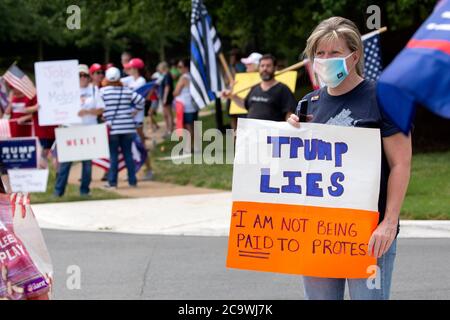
[377,0,450,133]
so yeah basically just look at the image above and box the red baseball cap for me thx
[124,58,145,69]
[89,63,103,74]
[105,63,115,70]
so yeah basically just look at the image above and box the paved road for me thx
[43,229,450,300]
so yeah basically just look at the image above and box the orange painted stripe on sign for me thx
[226,201,379,279]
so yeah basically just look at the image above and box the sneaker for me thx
[129,184,138,188]
[102,184,117,190]
[142,171,153,181]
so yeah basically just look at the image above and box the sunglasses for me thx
[79,73,90,78]
[94,71,104,75]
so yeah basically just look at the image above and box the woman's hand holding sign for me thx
[287,114,301,128]
[287,113,313,128]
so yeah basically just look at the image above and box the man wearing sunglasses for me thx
[89,63,105,89]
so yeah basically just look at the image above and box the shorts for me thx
[40,138,55,150]
[151,100,159,110]
[183,112,198,124]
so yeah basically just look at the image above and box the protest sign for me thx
[8,169,49,193]
[35,59,81,126]
[0,137,38,169]
[229,71,297,115]
[0,194,53,299]
[55,123,109,162]
[226,118,381,278]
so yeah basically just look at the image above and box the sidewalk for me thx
[32,192,450,238]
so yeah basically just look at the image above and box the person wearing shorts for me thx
[173,58,199,153]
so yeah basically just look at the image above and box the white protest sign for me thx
[55,123,109,162]
[232,118,381,210]
[35,59,81,125]
[8,169,49,193]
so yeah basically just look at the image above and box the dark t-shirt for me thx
[244,82,297,121]
[159,73,174,105]
[302,80,401,231]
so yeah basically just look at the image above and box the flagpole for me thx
[232,26,388,95]
[218,53,233,85]
[361,26,388,41]
[214,53,234,132]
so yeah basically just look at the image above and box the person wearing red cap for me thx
[121,58,146,89]
[89,63,104,89]
[120,58,154,181]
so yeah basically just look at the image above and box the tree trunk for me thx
[37,39,44,61]
[159,37,166,61]
[104,42,110,64]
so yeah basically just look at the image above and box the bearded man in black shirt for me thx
[223,54,297,122]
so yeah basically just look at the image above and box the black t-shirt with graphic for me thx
[244,82,297,121]
[302,80,401,231]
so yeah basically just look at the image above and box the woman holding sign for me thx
[287,17,411,300]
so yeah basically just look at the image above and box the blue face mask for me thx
[313,52,354,88]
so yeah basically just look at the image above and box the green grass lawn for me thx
[151,108,233,190]
[30,164,124,204]
[401,152,450,219]
[151,112,450,220]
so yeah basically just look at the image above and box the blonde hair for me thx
[157,61,169,73]
[304,17,364,76]
[102,79,122,87]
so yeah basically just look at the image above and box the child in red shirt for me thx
[5,87,34,137]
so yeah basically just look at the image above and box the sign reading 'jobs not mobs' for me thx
[35,59,81,126]
[227,119,382,279]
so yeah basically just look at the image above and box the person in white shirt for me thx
[54,64,105,197]
[173,58,199,152]
[120,58,153,181]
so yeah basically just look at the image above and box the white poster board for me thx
[35,60,81,126]
[55,123,110,162]
[8,169,49,193]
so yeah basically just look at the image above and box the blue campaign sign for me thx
[0,138,39,169]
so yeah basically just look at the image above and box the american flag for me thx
[0,77,9,111]
[92,134,147,173]
[0,119,11,138]
[2,64,36,99]
[190,0,224,109]
[362,33,383,81]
